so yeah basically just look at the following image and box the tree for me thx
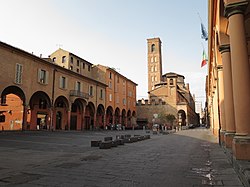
[157,113,176,126]
[165,114,176,127]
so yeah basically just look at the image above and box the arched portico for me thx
[0,86,26,131]
[85,102,95,130]
[54,96,69,130]
[114,107,120,124]
[96,104,105,129]
[29,91,51,130]
[178,110,186,126]
[121,109,126,127]
[106,106,113,129]
[70,98,85,130]
[127,110,131,127]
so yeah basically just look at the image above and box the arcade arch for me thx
[0,86,26,131]
[29,91,51,130]
[96,104,105,129]
[178,110,186,126]
[85,102,95,130]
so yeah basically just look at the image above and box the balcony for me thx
[70,90,89,100]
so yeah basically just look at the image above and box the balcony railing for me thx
[70,90,89,99]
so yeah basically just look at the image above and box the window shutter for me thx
[59,76,62,88]
[45,71,49,84]
[37,69,41,83]
[65,77,68,89]
[75,81,78,90]
[15,63,23,84]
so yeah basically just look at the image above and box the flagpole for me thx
[197,12,202,23]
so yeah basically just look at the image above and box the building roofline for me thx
[96,64,138,86]
[0,40,107,87]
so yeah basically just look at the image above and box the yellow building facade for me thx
[208,0,250,160]
[0,41,137,131]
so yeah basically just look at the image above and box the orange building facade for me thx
[208,0,250,160]
[0,41,137,131]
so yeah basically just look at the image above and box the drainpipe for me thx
[51,68,57,131]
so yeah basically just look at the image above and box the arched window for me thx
[151,44,155,52]
[170,78,174,85]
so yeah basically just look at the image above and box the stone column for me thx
[225,1,250,160]
[67,110,71,131]
[212,87,220,137]
[217,65,226,145]
[22,104,28,131]
[219,44,236,148]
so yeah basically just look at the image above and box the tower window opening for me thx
[151,44,155,52]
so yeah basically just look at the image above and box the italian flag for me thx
[201,50,208,68]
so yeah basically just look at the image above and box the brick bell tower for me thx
[147,38,163,92]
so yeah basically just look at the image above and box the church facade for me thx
[137,38,198,128]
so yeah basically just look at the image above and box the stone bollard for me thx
[91,140,101,147]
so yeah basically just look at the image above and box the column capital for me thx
[224,1,248,18]
[219,44,230,54]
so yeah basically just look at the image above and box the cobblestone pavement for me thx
[0,129,244,187]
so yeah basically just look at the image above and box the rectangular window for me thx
[77,68,79,73]
[100,89,103,99]
[60,76,67,89]
[109,81,112,89]
[70,66,73,70]
[123,98,126,105]
[76,81,81,91]
[77,60,80,66]
[0,115,5,122]
[62,56,66,63]
[109,94,112,101]
[15,63,23,84]
[38,69,48,84]
[88,65,91,71]
[109,72,112,79]
[89,85,93,96]
[70,57,73,64]
[83,63,85,69]
[40,70,46,83]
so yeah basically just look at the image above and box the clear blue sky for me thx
[0,0,208,106]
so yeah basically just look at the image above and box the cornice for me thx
[224,1,249,18]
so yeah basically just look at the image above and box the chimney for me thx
[40,54,42,58]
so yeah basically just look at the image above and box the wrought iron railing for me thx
[69,90,89,99]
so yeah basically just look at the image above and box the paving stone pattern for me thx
[0,129,244,187]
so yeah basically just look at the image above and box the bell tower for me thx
[147,38,163,92]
